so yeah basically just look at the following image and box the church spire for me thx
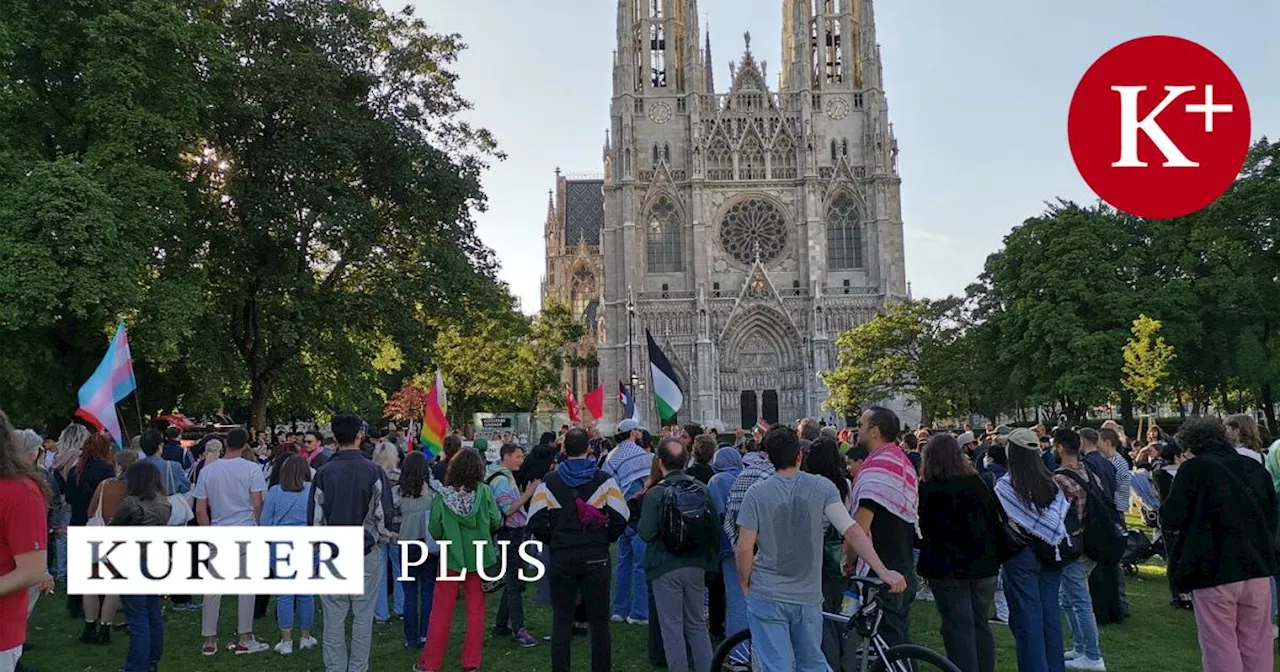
[703,23,714,92]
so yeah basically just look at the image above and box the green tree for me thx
[822,298,981,423]
[191,0,503,429]
[0,0,219,427]
[969,201,1140,424]
[1121,314,1176,415]
[422,298,587,428]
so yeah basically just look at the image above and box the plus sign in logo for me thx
[1068,36,1251,220]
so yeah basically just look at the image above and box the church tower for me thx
[594,0,910,431]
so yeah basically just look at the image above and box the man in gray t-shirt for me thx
[738,471,840,606]
[736,426,904,672]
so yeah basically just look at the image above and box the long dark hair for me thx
[445,448,484,491]
[125,461,164,500]
[399,451,429,499]
[803,437,849,501]
[1006,444,1057,509]
[920,434,976,483]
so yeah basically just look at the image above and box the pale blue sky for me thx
[415,0,1278,312]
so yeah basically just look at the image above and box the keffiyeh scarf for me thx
[849,443,918,525]
[994,474,1069,547]
[723,451,775,545]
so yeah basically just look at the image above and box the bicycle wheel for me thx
[871,644,963,672]
[710,627,752,671]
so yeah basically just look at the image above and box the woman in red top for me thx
[0,410,53,672]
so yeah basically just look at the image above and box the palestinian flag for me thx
[645,329,683,422]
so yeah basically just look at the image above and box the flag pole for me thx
[133,389,146,437]
[115,403,130,447]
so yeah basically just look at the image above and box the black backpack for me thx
[1057,468,1126,565]
[658,476,715,555]
[1028,502,1083,570]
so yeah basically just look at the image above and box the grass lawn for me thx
[22,564,1213,672]
[23,511,1222,672]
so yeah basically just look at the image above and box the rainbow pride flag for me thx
[418,370,448,459]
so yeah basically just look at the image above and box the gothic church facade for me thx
[547,0,908,430]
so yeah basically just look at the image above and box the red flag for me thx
[565,383,581,424]
[583,385,605,420]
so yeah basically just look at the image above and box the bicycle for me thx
[710,576,961,672]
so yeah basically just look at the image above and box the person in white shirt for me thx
[192,428,269,656]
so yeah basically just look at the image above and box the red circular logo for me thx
[1068,36,1251,220]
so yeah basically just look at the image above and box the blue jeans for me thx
[721,557,748,637]
[1002,547,1065,672]
[55,511,70,579]
[276,594,315,632]
[1059,558,1101,660]
[613,527,648,620]
[375,543,404,621]
[401,553,438,647]
[745,595,825,671]
[121,595,162,672]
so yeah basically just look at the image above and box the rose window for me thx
[720,198,788,266]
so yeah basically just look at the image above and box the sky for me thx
[415,0,1279,313]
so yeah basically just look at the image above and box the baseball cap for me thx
[616,418,644,434]
[1006,428,1040,451]
[956,431,976,445]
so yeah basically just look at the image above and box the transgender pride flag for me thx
[75,320,136,448]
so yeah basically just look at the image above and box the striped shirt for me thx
[1108,453,1131,514]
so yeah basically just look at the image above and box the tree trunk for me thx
[1119,390,1134,438]
[1261,382,1276,433]
[249,376,271,432]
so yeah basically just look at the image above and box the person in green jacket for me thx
[638,438,717,672]
[415,448,502,672]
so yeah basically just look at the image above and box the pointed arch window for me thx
[569,266,595,320]
[771,135,797,179]
[653,144,661,164]
[739,134,765,180]
[826,193,863,269]
[663,143,671,161]
[707,136,732,181]
[646,196,683,273]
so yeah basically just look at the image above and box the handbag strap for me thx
[1215,460,1271,528]
[165,461,175,496]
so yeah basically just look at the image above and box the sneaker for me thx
[626,617,648,626]
[274,640,293,655]
[299,636,318,650]
[988,615,1008,626]
[915,587,935,603]
[1065,657,1106,671]
[174,601,203,612]
[610,614,625,623]
[513,629,537,648]
[201,643,217,656]
[230,639,270,655]
[1064,650,1081,661]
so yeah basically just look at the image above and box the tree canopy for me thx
[0,0,543,430]
[824,138,1279,429]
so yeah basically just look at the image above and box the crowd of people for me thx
[0,406,1277,672]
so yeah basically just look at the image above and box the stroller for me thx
[1120,527,1160,578]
